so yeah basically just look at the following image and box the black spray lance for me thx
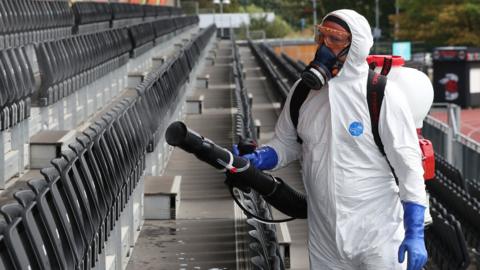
[165,121,307,219]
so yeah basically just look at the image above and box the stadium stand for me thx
[0,1,202,187]
[0,1,219,268]
[0,27,215,270]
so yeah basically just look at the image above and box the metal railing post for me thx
[446,103,462,167]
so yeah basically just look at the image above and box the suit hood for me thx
[322,9,373,79]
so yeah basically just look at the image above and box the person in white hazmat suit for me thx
[238,10,428,270]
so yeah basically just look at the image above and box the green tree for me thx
[392,0,480,47]
[184,0,397,40]
[265,16,293,38]
[239,4,264,13]
[237,5,292,39]
[223,0,241,13]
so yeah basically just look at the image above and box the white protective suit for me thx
[266,9,427,269]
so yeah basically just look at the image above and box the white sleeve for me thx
[264,80,303,170]
[378,82,427,206]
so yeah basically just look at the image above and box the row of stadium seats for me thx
[128,22,155,49]
[0,0,185,48]
[427,154,480,252]
[261,44,299,84]
[72,2,182,26]
[233,64,254,140]
[34,28,132,107]
[435,153,465,189]
[426,197,470,270]
[135,25,215,153]
[0,0,73,34]
[466,178,480,201]
[427,171,480,248]
[243,193,284,270]
[0,45,38,131]
[128,15,200,54]
[152,18,177,38]
[248,40,289,101]
[34,15,197,107]
[0,0,72,49]
[0,23,216,270]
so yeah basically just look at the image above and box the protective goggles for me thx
[315,25,351,50]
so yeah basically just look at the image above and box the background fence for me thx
[423,104,480,184]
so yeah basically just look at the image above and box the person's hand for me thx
[231,145,278,171]
[232,144,240,156]
[398,202,428,270]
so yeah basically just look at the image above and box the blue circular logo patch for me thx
[349,121,364,137]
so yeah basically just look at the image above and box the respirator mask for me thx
[301,19,351,90]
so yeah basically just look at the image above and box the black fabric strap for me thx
[380,57,393,76]
[367,69,399,183]
[367,69,387,156]
[289,80,312,144]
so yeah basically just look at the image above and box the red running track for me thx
[430,108,480,142]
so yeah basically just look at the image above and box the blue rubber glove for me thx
[398,202,428,270]
[232,145,278,170]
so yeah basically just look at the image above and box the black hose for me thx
[165,121,307,219]
[264,177,307,218]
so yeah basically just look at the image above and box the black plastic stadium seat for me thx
[72,2,112,26]
[89,121,123,220]
[64,144,105,266]
[76,133,114,239]
[40,166,88,269]
[251,255,269,270]
[0,220,16,270]
[9,190,66,270]
[83,126,120,230]
[152,18,175,38]
[100,113,130,210]
[51,151,99,268]
[128,22,155,49]
[24,180,78,269]
[0,203,43,269]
